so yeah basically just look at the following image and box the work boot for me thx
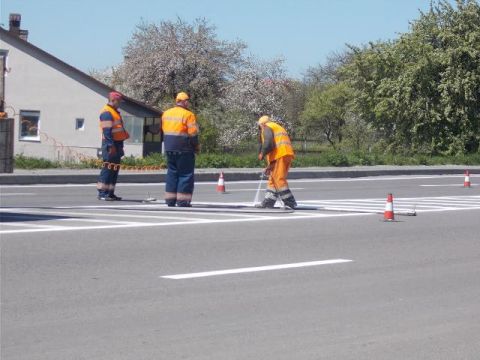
[255,198,276,208]
[98,195,114,201]
[176,201,192,207]
[283,198,297,210]
[278,189,297,209]
[165,199,176,207]
[108,194,122,201]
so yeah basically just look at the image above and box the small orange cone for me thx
[464,170,471,188]
[216,171,226,193]
[384,193,394,221]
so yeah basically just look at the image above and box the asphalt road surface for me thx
[1,174,479,360]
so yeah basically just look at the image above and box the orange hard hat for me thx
[176,92,189,102]
[257,115,271,125]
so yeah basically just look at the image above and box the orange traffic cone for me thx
[216,171,226,193]
[384,193,394,221]
[464,170,471,188]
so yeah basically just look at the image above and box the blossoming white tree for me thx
[92,18,290,148]
[116,18,246,107]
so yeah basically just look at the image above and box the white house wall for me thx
[0,36,143,161]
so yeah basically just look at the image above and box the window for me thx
[122,116,144,144]
[75,118,85,131]
[19,110,40,141]
[143,117,162,143]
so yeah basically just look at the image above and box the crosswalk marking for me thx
[1,195,479,235]
[302,195,480,213]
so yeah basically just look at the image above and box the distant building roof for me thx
[0,26,162,117]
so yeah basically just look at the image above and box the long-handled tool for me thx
[253,172,265,206]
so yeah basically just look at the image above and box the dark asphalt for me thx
[1,174,479,359]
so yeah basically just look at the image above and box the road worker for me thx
[161,92,200,207]
[256,115,297,209]
[96,91,129,201]
[0,100,7,118]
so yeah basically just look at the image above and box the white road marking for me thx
[2,195,479,235]
[224,187,304,192]
[0,212,368,235]
[0,184,99,188]
[0,222,70,229]
[0,209,211,222]
[56,218,147,225]
[161,259,353,279]
[0,192,36,196]
[420,184,477,187]
[1,174,478,189]
[302,195,480,213]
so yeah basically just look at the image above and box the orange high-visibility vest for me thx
[161,106,198,152]
[261,122,294,163]
[100,105,129,141]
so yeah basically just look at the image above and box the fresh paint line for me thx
[161,259,353,279]
[0,212,369,235]
[1,174,477,189]
[0,209,210,222]
[0,222,70,229]
[224,187,304,192]
[420,184,478,187]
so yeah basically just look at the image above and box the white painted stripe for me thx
[2,174,478,189]
[0,184,99,188]
[161,259,353,279]
[0,222,70,229]
[420,184,477,187]
[0,192,36,196]
[0,209,211,222]
[224,187,304,192]
[0,212,368,235]
[415,207,480,213]
[56,218,147,225]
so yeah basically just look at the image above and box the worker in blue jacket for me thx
[96,91,129,201]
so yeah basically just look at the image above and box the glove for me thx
[264,163,274,176]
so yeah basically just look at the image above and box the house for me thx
[0,14,162,162]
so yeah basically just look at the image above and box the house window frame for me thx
[19,110,41,142]
[122,115,144,144]
[75,118,85,131]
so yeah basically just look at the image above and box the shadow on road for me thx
[0,212,72,223]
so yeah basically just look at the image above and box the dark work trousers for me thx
[97,141,124,197]
[165,151,195,206]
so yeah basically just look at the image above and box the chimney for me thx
[9,13,28,41]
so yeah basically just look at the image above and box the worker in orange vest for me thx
[0,100,7,118]
[161,92,200,207]
[256,115,297,209]
[96,91,129,201]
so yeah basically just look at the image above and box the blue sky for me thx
[1,0,456,78]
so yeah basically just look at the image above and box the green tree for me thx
[343,0,480,155]
[300,82,353,148]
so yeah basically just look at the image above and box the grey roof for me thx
[0,27,162,117]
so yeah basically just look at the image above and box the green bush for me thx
[196,153,262,168]
[121,153,166,167]
[14,154,60,169]
[13,150,480,169]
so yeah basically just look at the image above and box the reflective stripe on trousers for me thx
[97,141,123,196]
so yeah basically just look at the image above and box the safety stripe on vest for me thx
[163,116,186,123]
[163,131,188,136]
[100,121,113,128]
